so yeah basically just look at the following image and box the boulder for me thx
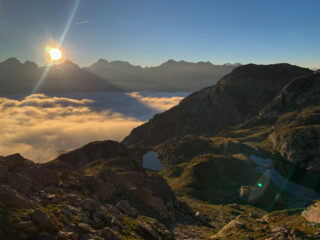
[78,223,92,232]
[239,186,263,203]
[116,200,138,217]
[194,211,210,224]
[5,172,33,194]
[81,175,117,201]
[102,227,122,240]
[27,166,59,186]
[32,210,58,232]
[13,221,37,234]
[0,184,35,208]
[80,199,100,212]
[210,219,246,239]
[302,202,320,223]
[139,222,161,239]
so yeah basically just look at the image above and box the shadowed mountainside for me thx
[0,58,119,94]
[123,63,312,147]
[0,58,239,94]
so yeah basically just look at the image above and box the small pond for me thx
[142,151,164,171]
[250,155,320,200]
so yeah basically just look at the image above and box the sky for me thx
[0,0,319,68]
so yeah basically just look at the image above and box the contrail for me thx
[74,20,89,25]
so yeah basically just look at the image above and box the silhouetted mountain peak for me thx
[23,60,38,69]
[159,59,178,67]
[97,58,109,64]
[2,57,21,66]
[109,60,137,68]
[217,63,310,87]
[61,59,78,67]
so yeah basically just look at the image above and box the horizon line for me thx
[1,57,318,70]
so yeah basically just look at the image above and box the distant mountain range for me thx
[0,57,240,94]
[0,58,119,94]
[87,59,240,92]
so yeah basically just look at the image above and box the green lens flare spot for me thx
[45,46,51,52]
[257,183,263,188]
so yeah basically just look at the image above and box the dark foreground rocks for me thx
[0,141,195,240]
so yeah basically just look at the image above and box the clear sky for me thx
[0,0,319,68]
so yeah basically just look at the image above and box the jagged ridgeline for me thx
[1,63,320,239]
[0,58,238,93]
[123,63,312,146]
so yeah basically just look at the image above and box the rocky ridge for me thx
[123,63,312,147]
[0,141,197,240]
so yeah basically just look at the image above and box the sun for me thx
[45,45,63,63]
[49,48,62,61]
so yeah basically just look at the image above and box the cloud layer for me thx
[126,92,185,112]
[0,93,185,162]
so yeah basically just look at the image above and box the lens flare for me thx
[49,48,62,61]
[45,45,63,63]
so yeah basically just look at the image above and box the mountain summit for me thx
[0,58,119,94]
[123,63,312,147]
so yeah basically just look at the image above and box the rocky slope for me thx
[123,63,312,147]
[2,140,319,240]
[0,141,198,240]
[260,72,320,171]
[153,71,320,211]
[217,71,320,172]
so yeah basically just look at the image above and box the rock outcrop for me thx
[260,72,320,171]
[0,141,186,239]
[302,201,320,223]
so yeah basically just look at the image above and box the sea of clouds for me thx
[0,92,188,162]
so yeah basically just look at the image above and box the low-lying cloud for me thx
[0,92,186,162]
[127,92,184,111]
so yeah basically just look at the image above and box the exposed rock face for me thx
[210,219,245,239]
[157,135,255,167]
[48,141,177,219]
[260,71,320,116]
[0,154,59,195]
[261,72,320,170]
[31,210,58,232]
[302,201,320,223]
[0,140,187,239]
[123,64,311,147]
[47,140,140,171]
[0,184,35,209]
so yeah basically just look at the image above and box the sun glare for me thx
[49,48,62,61]
[45,46,63,63]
